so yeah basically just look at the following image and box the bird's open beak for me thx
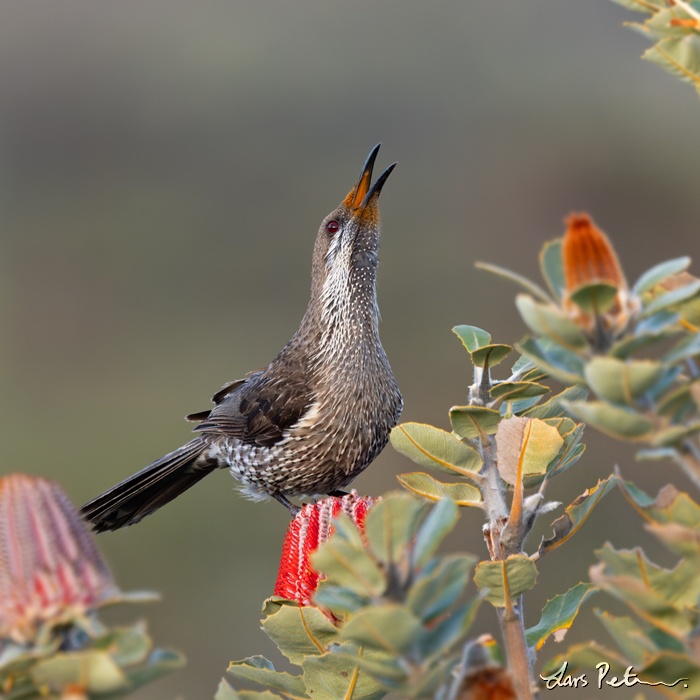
[344,144,397,214]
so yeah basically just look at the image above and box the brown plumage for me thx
[81,145,403,532]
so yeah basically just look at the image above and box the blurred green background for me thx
[0,1,698,698]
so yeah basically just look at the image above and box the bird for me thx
[81,144,403,532]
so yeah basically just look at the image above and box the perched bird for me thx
[81,145,403,532]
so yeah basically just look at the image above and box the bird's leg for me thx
[328,490,349,497]
[274,493,300,517]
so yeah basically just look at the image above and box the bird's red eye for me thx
[327,220,339,234]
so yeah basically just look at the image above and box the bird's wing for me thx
[192,363,314,447]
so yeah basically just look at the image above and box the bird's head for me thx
[309,144,396,327]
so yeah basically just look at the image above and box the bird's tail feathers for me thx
[80,437,214,532]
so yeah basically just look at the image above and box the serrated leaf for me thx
[452,325,491,353]
[584,357,663,406]
[471,344,513,369]
[396,473,482,507]
[538,476,618,558]
[515,294,589,350]
[413,497,459,568]
[641,277,700,318]
[340,606,422,654]
[364,495,425,565]
[562,400,654,441]
[525,583,597,650]
[261,603,339,664]
[449,406,501,440]
[475,261,553,304]
[390,423,483,477]
[517,337,585,385]
[634,257,692,295]
[473,555,538,607]
[407,554,474,622]
[228,657,308,699]
[618,481,700,528]
[495,417,563,485]
[490,381,550,402]
[540,238,565,302]
[522,385,588,420]
[312,541,386,599]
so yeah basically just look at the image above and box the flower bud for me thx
[0,474,119,644]
[274,491,375,606]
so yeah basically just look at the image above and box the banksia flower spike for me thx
[274,491,375,606]
[561,213,639,345]
[0,473,119,644]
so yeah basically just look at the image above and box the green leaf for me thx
[471,344,513,369]
[407,554,475,622]
[517,337,585,385]
[449,406,501,440]
[522,385,588,420]
[396,473,482,507]
[561,400,654,441]
[301,646,388,700]
[364,495,425,565]
[584,357,663,406]
[215,679,284,700]
[490,381,550,402]
[539,238,565,302]
[543,416,576,436]
[412,497,459,568]
[313,582,368,614]
[595,611,657,666]
[418,597,482,659]
[390,423,483,477]
[634,257,692,295]
[261,602,339,664]
[475,261,553,304]
[495,417,564,485]
[641,277,700,318]
[650,423,700,448]
[473,555,538,607]
[664,331,700,364]
[340,606,423,654]
[515,294,589,350]
[617,481,700,528]
[312,540,386,599]
[32,651,129,694]
[228,657,308,699]
[121,648,186,693]
[644,35,700,96]
[594,543,700,622]
[547,424,586,479]
[452,325,491,352]
[569,282,619,315]
[537,476,618,558]
[525,583,597,650]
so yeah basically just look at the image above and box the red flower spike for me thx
[562,213,625,293]
[0,474,119,644]
[274,491,376,606]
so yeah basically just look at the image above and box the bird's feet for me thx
[274,493,301,517]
